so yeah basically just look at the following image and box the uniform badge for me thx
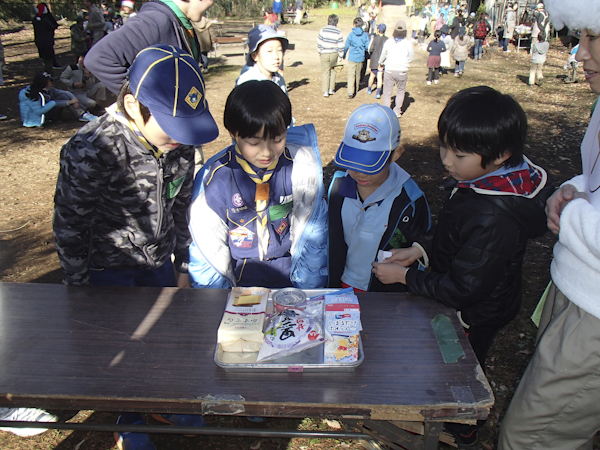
[230,226,255,248]
[232,193,244,208]
[276,220,288,235]
[185,86,201,109]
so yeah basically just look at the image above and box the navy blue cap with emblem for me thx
[335,103,401,175]
[128,44,219,146]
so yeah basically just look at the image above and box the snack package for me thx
[256,309,324,362]
[217,287,269,353]
[324,290,362,363]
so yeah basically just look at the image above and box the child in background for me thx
[410,12,420,40]
[529,30,549,87]
[426,29,446,85]
[328,103,430,292]
[188,80,328,289]
[418,12,429,48]
[451,26,471,76]
[439,24,453,75]
[19,72,97,127]
[378,20,414,117]
[366,23,388,98]
[372,86,553,448]
[344,17,370,99]
[237,25,289,95]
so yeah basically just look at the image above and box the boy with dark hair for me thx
[54,44,218,449]
[372,86,553,448]
[188,80,328,289]
[328,103,430,292]
[366,23,387,98]
[344,17,370,99]
[54,44,218,288]
[85,0,215,94]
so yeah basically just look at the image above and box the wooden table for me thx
[0,283,493,449]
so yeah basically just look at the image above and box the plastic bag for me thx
[256,309,324,362]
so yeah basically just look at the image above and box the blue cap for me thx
[335,104,401,175]
[128,44,219,146]
[377,23,386,32]
[247,24,289,65]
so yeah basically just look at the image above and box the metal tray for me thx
[214,289,364,372]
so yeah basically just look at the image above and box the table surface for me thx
[0,283,493,422]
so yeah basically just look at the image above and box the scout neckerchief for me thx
[120,110,163,159]
[161,0,199,59]
[234,144,279,261]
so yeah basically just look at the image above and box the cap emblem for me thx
[185,86,201,109]
[352,129,376,144]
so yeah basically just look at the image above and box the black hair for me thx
[116,79,152,124]
[353,17,363,28]
[537,30,546,42]
[328,14,339,26]
[434,29,441,40]
[438,86,526,168]
[27,73,51,101]
[224,80,291,139]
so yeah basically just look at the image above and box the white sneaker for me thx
[0,407,58,437]
[0,114,7,120]
[323,92,329,97]
[79,112,98,122]
[426,81,431,85]
[434,80,439,84]
[328,89,334,95]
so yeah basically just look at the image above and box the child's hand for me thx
[372,261,408,285]
[545,184,586,234]
[380,246,422,267]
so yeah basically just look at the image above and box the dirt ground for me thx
[0,7,596,450]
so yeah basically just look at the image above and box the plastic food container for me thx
[272,288,307,313]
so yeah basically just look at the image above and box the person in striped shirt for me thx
[317,14,344,97]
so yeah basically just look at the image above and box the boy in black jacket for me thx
[372,86,553,448]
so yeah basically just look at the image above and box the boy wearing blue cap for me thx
[328,103,430,292]
[54,44,218,289]
[188,80,328,289]
[237,24,289,95]
[53,44,217,449]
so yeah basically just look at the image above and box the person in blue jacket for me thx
[273,0,284,23]
[344,17,370,99]
[188,80,328,289]
[19,72,96,127]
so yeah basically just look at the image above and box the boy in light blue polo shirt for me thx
[327,103,430,292]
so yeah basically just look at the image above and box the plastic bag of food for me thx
[256,309,324,362]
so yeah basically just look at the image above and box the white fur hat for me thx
[544,0,600,32]
[121,0,134,9]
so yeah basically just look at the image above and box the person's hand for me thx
[69,98,80,108]
[380,246,422,267]
[372,261,408,285]
[545,184,585,234]
[74,82,84,88]
[177,272,191,288]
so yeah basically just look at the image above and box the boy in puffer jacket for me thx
[188,80,328,289]
[372,86,553,449]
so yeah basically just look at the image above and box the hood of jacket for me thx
[352,26,365,36]
[452,157,553,240]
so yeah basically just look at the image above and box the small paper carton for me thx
[217,287,269,353]
[324,291,361,363]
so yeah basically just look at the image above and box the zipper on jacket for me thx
[142,156,164,267]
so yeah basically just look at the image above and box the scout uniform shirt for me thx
[204,145,294,287]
